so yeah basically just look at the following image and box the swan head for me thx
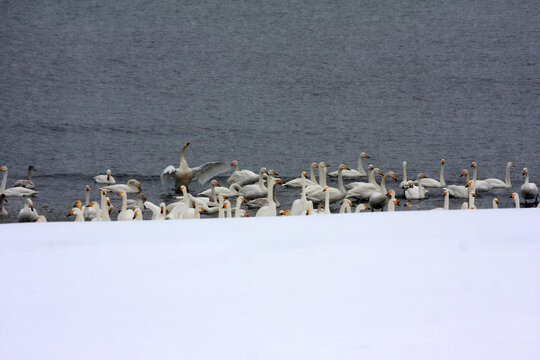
[441,159,445,164]
[278,210,291,216]
[86,185,90,192]
[368,164,374,170]
[338,164,350,171]
[361,152,370,158]
[268,170,279,176]
[160,204,166,214]
[376,169,383,176]
[460,169,468,177]
[444,190,448,196]
[471,162,477,168]
[523,168,528,176]
[118,191,123,197]
[183,142,190,148]
[471,192,476,198]
[511,193,518,199]
[102,189,107,196]
[393,199,400,206]
[494,198,499,205]
[29,165,37,171]
[302,171,307,178]
[0,166,6,172]
[465,181,472,188]
[211,180,220,186]
[323,186,328,192]
[74,200,82,209]
[231,161,238,166]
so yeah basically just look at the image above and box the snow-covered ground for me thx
[1,209,539,359]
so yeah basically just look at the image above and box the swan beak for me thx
[88,203,94,207]
[118,192,123,196]
[185,142,190,146]
[510,194,515,198]
[495,199,499,204]
[441,159,445,164]
[523,169,527,175]
[0,167,5,171]
[243,213,248,217]
[471,162,476,167]
[471,193,476,197]
[392,174,397,180]
[315,164,319,168]
[30,204,34,210]
[306,209,310,215]
[241,197,245,203]
[364,154,370,158]
[466,182,471,188]
[138,185,142,191]
[378,170,384,176]
[67,210,74,217]
[200,207,206,213]
[133,212,138,219]
[86,185,90,191]
[394,200,400,206]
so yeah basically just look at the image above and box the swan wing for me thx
[191,162,232,185]
[161,165,177,184]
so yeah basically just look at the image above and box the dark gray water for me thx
[1,0,539,222]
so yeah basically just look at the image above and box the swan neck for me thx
[324,188,330,213]
[402,162,407,181]
[180,144,188,168]
[235,198,243,217]
[320,167,327,187]
[0,170,6,193]
[380,173,392,194]
[310,165,317,183]
[505,163,512,187]
[300,176,306,200]
[27,167,33,180]
[514,195,520,208]
[368,169,375,184]
[439,163,446,186]
[85,190,90,206]
[121,193,127,212]
[337,167,346,193]
[357,156,363,173]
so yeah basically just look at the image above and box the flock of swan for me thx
[1,143,539,223]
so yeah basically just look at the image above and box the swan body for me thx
[35,215,47,222]
[521,168,538,204]
[470,162,493,191]
[13,165,37,188]
[226,161,275,186]
[291,172,313,216]
[117,191,135,221]
[199,181,242,199]
[1,166,38,197]
[329,152,369,178]
[85,202,101,221]
[284,163,319,188]
[346,167,384,200]
[161,142,233,191]
[368,171,397,211]
[405,173,428,200]
[256,177,278,217]
[101,179,142,194]
[484,162,514,188]
[17,198,38,222]
[307,164,349,204]
[240,168,269,200]
[93,169,116,184]
[419,159,446,188]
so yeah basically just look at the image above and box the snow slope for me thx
[1,209,539,359]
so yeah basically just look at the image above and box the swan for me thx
[387,190,400,212]
[329,152,370,178]
[102,179,142,194]
[510,193,521,208]
[13,165,37,188]
[247,183,280,209]
[307,164,350,204]
[367,171,397,211]
[86,202,101,221]
[339,199,354,213]
[484,162,514,188]
[399,161,413,189]
[521,168,538,205]
[278,210,291,216]
[132,206,143,221]
[492,198,499,209]
[224,200,233,218]
[240,168,269,200]
[0,166,38,197]
[256,176,278,217]
[346,167,384,200]
[227,161,277,186]
[470,162,493,191]
[93,169,116,184]
[17,198,38,222]
[82,185,98,221]
[419,159,446,188]
[117,191,135,221]
[291,172,313,216]
[0,194,7,215]
[355,203,369,212]
[234,196,247,218]
[144,201,167,220]
[161,142,233,191]
[100,189,111,221]
[67,207,84,222]
[182,205,204,219]
[126,193,147,211]
[284,163,319,188]
[447,171,472,199]
[405,173,428,200]
[304,162,329,194]
[432,189,450,210]
[35,215,47,222]
[199,181,242,199]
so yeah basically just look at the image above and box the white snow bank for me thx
[1,209,539,359]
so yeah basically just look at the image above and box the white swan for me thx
[346,167,384,200]
[82,185,98,221]
[405,173,428,200]
[432,189,450,210]
[284,163,319,188]
[35,215,47,222]
[161,142,233,191]
[17,198,38,222]
[0,166,38,197]
[368,171,397,211]
[521,168,538,205]
[101,179,142,194]
[470,162,493,191]
[355,203,369,212]
[307,164,349,204]
[484,162,514,188]
[226,161,276,186]
[387,190,400,212]
[399,161,412,189]
[511,193,520,208]
[100,189,111,221]
[144,201,167,220]
[304,162,329,194]
[67,207,84,222]
[240,168,269,200]
[132,206,143,221]
[339,199,354,213]
[117,191,135,221]
[447,171,473,199]
[234,196,247,218]
[329,152,370,178]
[291,172,313,216]
[492,198,499,209]
[13,165,37,188]
[419,159,446,188]
[86,202,101,221]
[93,169,116,184]
[256,177,278,217]
[0,194,7,216]
[199,181,242,199]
